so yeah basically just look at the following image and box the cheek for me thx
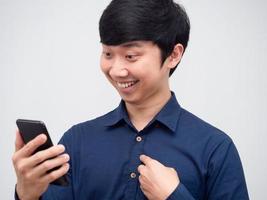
[140,60,162,80]
[100,58,110,75]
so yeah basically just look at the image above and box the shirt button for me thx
[130,172,136,179]
[136,136,142,142]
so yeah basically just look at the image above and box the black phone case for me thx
[16,119,69,186]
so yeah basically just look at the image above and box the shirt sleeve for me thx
[167,183,196,200]
[41,127,75,200]
[167,137,249,200]
[205,138,249,199]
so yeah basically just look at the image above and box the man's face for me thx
[100,41,171,105]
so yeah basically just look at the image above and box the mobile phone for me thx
[16,119,69,186]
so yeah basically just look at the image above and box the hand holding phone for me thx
[15,119,69,186]
[13,119,70,200]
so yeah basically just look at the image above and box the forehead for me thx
[102,41,155,50]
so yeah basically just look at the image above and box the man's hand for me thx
[138,155,180,200]
[12,130,70,200]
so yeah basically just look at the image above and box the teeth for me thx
[117,81,137,89]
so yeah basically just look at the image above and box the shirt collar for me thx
[103,101,129,127]
[153,92,182,132]
[104,92,182,133]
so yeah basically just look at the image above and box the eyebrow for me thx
[120,42,143,48]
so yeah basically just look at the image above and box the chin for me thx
[119,93,140,105]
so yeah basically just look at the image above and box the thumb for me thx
[140,155,164,167]
[15,129,25,152]
[140,154,153,165]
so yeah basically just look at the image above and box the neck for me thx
[125,90,172,131]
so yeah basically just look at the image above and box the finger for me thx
[139,175,144,184]
[17,134,47,158]
[30,153,69,178]
[140,182,146,192]
[27,144,66,168]
[41,162,70,184]
[137,164,146,174]
[140,154,153,165]
[139,184,149,198]
[15,130,25,152]
[139,175,149,191]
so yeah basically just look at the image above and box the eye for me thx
[125,54,138,61]
[103,52,112,59]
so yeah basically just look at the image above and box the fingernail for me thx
[64,163,70,169]
[58,144,65,151]
[40,134,47,140]
[63,154,70,161]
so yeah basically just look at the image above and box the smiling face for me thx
[100,41,177,106]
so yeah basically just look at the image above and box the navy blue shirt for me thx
[16,92,249,199]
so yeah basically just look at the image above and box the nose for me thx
[109,59,129,78]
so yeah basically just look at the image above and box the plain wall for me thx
[1,0,266,199]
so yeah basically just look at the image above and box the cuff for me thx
[167,183,195,200]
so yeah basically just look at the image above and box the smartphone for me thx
[16,119,69,186]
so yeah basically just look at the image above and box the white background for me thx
[1,0,266,199]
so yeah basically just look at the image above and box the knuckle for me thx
[48,146,60,156]
[47,147,55,155]
[147,158,154,164]
[24,143,33,154]
[24,172,32,180]
[17,163,26,175]
[33,153,43,163]
[39,178,49,185]
[48,171,57,181]
[12,154,18,165]
[147,160,153,166]
[42,161,51,171]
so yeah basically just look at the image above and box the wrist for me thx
[16,184,39,200]
[165,181,180,199]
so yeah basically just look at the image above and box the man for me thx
[13,0,249,199]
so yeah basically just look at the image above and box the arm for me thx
[204,139,249,199]
[167,138,249,200]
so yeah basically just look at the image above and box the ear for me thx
[166,43,184,69]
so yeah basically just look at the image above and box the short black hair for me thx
[99,0,190,76]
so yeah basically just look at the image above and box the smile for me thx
[117,81,138,89]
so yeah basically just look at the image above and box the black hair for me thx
[99,0,190,76]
